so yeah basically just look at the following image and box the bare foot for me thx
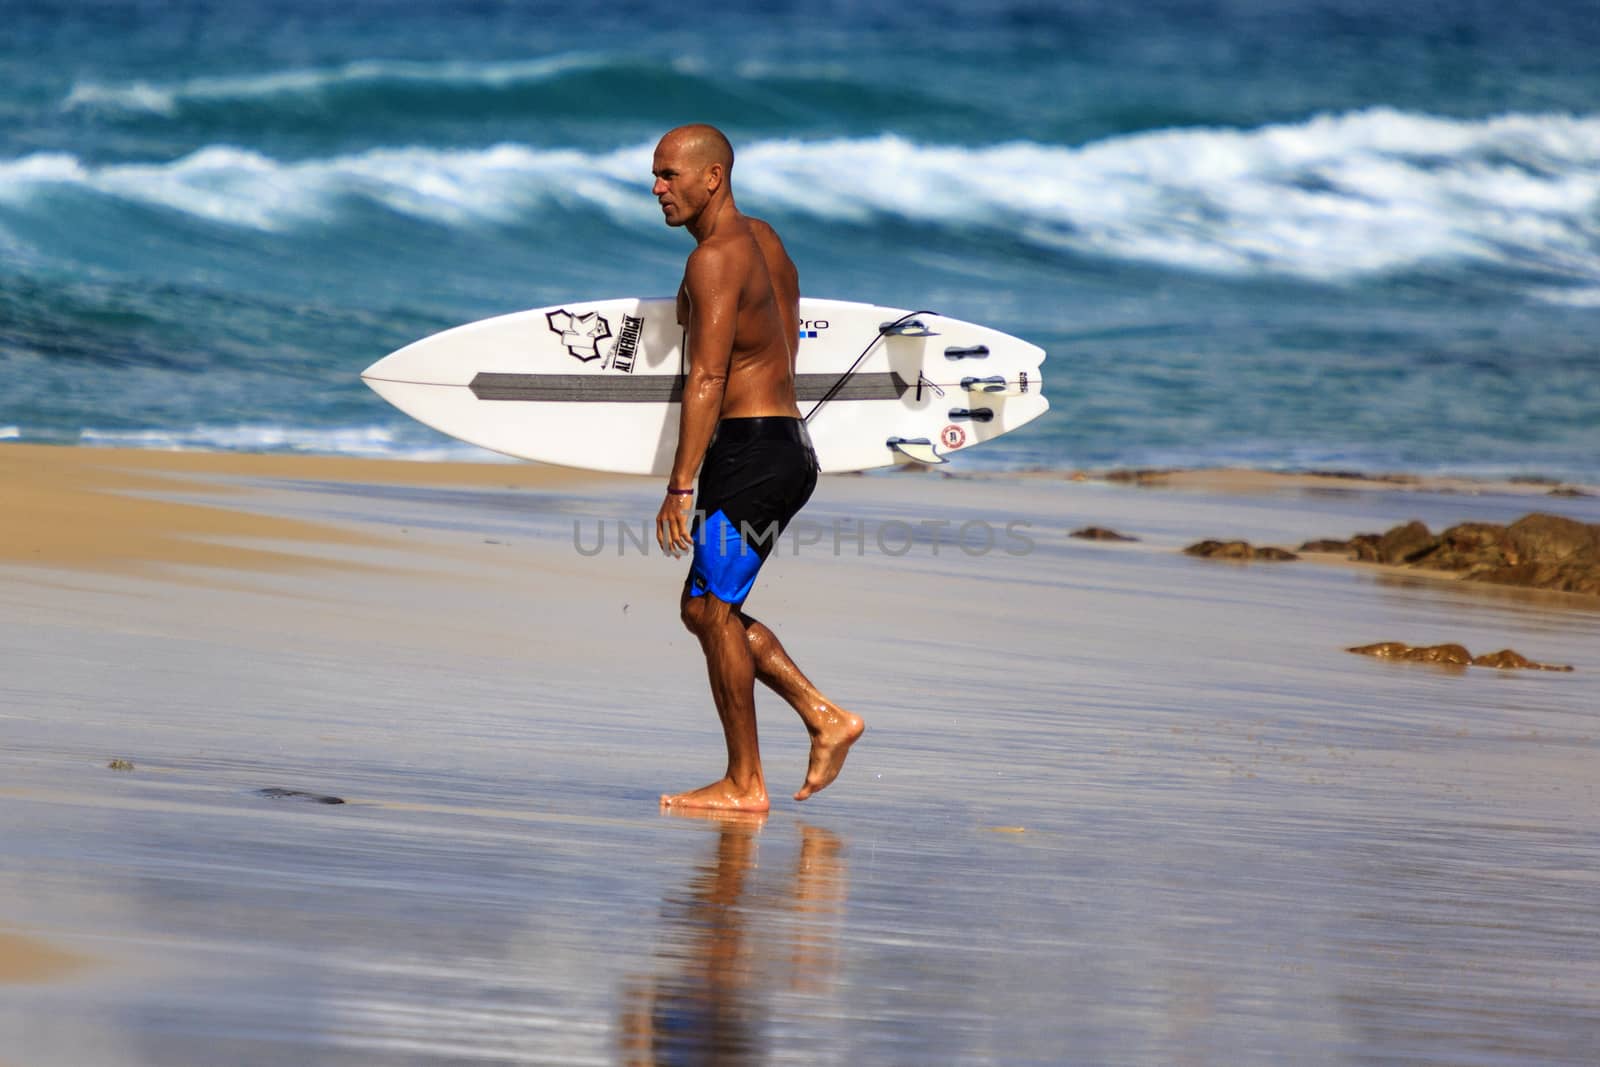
[660,777,770,813]
[795,712,865,801]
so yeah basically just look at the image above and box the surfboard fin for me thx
[961,375,1008,393]
[886,436,947,464]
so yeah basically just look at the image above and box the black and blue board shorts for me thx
[688,417,819,605]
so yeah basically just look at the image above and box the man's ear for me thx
[705,162,725,193]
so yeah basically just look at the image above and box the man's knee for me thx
[679,588,733,636]
[679,588,702,634]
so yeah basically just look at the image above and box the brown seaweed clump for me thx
[1347,642,1574,671]
[1071,527,1139,542]
[1304,513,1600,597]
[1185,540,1299,561]
[1104,469,1172,485]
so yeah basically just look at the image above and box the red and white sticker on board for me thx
[940,424,966,450]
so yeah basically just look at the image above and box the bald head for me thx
[658,123,734,173]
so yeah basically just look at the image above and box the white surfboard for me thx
[361,297,1047,475]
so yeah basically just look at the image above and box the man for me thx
[651,124,864,813]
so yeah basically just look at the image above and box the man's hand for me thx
[656,491,696,556]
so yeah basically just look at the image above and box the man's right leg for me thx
[662,586,770,813]
[739,610,864,801]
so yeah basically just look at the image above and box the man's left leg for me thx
[662,585,770,812]
[738,610,864,801]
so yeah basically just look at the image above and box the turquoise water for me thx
[3,0,1599,479]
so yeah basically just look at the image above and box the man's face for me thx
[651,138,711,228]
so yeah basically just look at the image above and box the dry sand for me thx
[2,443,1598,1065]
[0,443,609,574]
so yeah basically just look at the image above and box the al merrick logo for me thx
[605,314,644,373]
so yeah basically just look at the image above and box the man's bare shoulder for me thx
[683,238,741,285]
[746,217,791,255]
[746,216,798,287]
[688,220,764,278]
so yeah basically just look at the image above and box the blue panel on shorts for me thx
[688,508,764,604]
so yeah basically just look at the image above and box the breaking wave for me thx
[61,55,615,116]
[5,109,1599,293]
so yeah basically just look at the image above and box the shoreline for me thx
[945,463,1598,499]
[6,439,1596,494]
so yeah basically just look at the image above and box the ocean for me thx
[3,0,1598,480]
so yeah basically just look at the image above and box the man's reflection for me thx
[619,816,847,1065]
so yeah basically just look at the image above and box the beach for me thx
[3,442,1598,1065]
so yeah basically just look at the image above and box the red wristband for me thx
[666,486,694,496]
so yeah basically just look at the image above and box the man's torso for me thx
[677,216,801,420]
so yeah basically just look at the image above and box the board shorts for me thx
[688,416,819,605]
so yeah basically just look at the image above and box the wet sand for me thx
[2,443,1598,1065]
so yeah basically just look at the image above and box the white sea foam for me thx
[61,55,609,115]
[0,143,626,230]
[737,109,1600,284]
[5,109,1598,286]
[0,426,19,441]
[1527,286,1600,307]
[76,423,505,461]
[0,152,87,188]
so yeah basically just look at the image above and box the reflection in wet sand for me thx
[620,817,847,1065]
[0,930,90,985]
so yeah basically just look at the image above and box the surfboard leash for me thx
[803,309,937,424]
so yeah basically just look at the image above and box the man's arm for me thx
[656,244,739,555]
